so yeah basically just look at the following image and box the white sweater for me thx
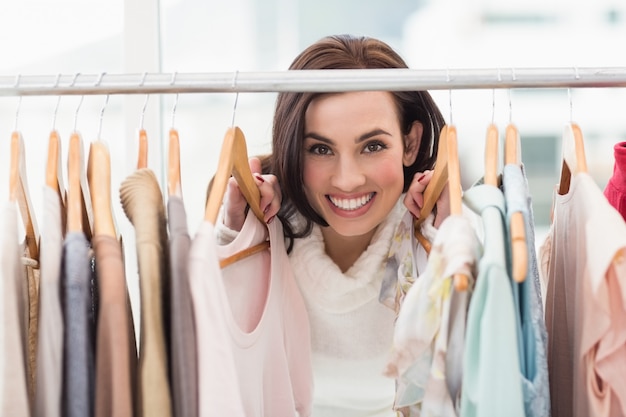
[289,201,407,417]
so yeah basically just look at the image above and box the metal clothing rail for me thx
[2,67,626,96]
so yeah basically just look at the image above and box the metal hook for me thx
[71,73,84,132]
[139,72,150,129]
[171,72,179,128]
[13,74,22,131]
[569,66,579,122]
[491,90,496,124]
[231,70,240,127]
[52,73,62,131]
[492,69,501,124]
[508,89,513,124]
[96,72,109,139]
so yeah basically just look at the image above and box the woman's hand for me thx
[223,157,282,231]
[404,170,451,228]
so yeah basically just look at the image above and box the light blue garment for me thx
[503,164,551,417]
[461,184,525,417]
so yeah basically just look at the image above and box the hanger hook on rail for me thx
[171,71,179,128]
[71,73,85,132]
[51,73,62,131]
[568,66,580,122]
[139,72,150,129]
[14,74,22,132]
[446,68,453,125]
[231,70,240,127]
[492,68,501,124]
[96,72,109,140]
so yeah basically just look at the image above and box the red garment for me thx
[604,141,626,221]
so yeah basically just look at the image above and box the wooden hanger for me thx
[504,123,527,283]
[168,128,182,198]
[45,130,66,208]
[205,127,269,268]
[9,131,40,261]
[67,131,94,240]
[205,126,265,224]
[87,140,117,239]
[137,128,148,170]
[445,126,469,291]
[558,122,588,195]
[414,124,450,253]
[483,123,499,187]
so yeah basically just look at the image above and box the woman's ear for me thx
[403,121,423,166]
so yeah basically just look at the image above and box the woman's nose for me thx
[330,157,366,191]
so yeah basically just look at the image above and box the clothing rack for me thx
[2,67,626,96]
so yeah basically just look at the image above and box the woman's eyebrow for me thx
[303,132,332,143]
[304,129,392,144]
[357,129,392,143]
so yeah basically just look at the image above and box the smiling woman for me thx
[219,34,446,416]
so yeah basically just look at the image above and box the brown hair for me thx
[265,34,445,251]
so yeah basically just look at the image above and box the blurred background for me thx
[0,0,625,323]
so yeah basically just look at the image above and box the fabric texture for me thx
[189,221,246,417]
[166,196,198,417]
[288,200,406,417]
[604,141,626,221]
[540,172,626,417]
[119,168,172,417]
[93,234,137,417]
[381,212,435,313]
[61,232,95,417]
[502,164,551,417]
[460,184,525,417]
[23,244,39,412]
[193,212,314,416]
[1,203,30,416]
[216,210,313,416]
[385,213,479,416]
[35,186,65,417]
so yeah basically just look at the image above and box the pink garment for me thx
[604,141,626,221]
[190,212,313,417]
[541,172,626,417]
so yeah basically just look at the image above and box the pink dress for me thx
[190,212,313,417]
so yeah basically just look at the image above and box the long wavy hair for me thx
[260,34,445,252]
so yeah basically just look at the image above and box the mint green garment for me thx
[461,184,525,417]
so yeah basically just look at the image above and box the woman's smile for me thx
[327,192,376,212]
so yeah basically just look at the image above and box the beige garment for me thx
[23,245,39,412]
[540,173,626,417]
[93,235,137,417]
[120,168,172,417]
[2,203,30,416]
[35,186,65,417]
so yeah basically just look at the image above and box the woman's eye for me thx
[364,141,386,153]
[309,144,332,155]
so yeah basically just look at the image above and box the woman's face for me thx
[302,91,420,238]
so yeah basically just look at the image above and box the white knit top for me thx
[288,201,406,417]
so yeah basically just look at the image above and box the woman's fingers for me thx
[253,173,281,224]
[404,170,433,219]
[223,176,249,231]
